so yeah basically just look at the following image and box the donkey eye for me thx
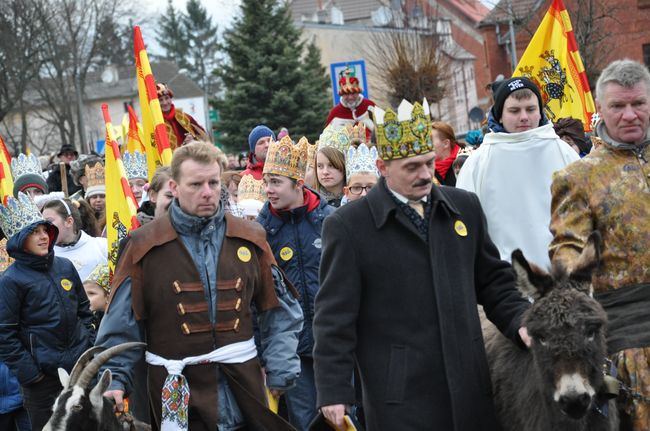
[537,335,547,346]
[72,404,83,411]
[586,329,597,341]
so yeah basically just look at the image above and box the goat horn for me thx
[67,346,106,388]
[75,342,146,390]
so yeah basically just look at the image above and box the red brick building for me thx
[479,0,650,95]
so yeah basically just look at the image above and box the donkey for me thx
[483,233,619,431]
[43,342,151,431]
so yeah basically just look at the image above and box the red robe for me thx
[163,105,209,150]
[325,98,376,132]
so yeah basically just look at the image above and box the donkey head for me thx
[43,342,146,431]
[512,232,607,420]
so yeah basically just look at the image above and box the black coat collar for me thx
[367,177,460,230]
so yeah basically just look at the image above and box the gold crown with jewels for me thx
[263,135,309,180]
[317,125,351,155]
[373,98,433,161]
[237,174,266,202]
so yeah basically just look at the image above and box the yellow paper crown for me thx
[238,175,266,202]
[306,142,318,171]
[317,125,351,155]
[85,162,105,188]
[346,123,369,147]
[263,135,309,180]
[373,98,433,161]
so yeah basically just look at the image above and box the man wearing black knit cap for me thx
[456,76,579,269]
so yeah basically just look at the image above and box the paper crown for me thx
[85,162,105,198]
[156,82,174,98]
[338,66,362,95]
[318,125,350,155]
[346,144,379,179]
[263,135,309,180]
[373,98,433,161]
[306,141,318,171]
[86,162,105,187]
[11,153,44,181]
[0,192,45,239]
[346,123,369,147]
[238,175,266,202]
[85,263,110,293]
[123,151,148,180]
[457,146,474,157]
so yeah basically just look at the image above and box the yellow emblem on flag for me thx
[237,246,252,263]
[454,220,468,237]
[61,279,72,291]
[280,247,294,261]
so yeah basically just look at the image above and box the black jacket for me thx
[0,222,95,385]
[313,178,529,431]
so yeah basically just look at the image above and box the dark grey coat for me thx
[313,178,529,431]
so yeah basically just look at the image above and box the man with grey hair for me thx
[549,58,650,429]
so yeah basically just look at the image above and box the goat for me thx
[483,232,619,431]
[43,342,151,431]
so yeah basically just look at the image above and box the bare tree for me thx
[0,0,48,124]
[362,5,450,107]
[31,0,134,153]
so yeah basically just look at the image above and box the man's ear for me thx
[169,178,179,198]
[376,158,387,177]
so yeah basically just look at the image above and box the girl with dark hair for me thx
[41,199,107,281]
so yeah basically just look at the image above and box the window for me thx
[644,44,650,69]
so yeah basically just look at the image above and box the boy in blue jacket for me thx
[0,193,94,430]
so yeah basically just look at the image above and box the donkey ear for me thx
[512,249,554,298]
[58,368,70,389]
[568,231,601,282]
[89,369,112,409]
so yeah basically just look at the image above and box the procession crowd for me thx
[0,58,649,431]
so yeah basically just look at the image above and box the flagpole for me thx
[508,0,518,72]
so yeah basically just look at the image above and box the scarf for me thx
[162,105,176,122]
[596,121,650,153]
[435,144,460,180]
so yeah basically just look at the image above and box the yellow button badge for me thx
[60,279,73,291]
[280,246,294,261]
[454,220,468,237]
[237,246,252,263]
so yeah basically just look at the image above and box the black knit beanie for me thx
[13,174,48,197]
[490,77,545,125]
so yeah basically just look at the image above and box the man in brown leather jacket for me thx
[96,143,302,431]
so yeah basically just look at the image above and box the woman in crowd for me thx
[147,166,174,220]
[0,193,94,430]
[41,198,107,281]
[315,147,346,207]
[431,121,462,186]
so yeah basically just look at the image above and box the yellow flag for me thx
[513,0,595,131]
[102,104,140,275]
[0,136,14,204]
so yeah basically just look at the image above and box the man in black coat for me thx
[313,100,531,431]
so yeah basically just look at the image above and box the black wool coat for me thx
[313,178,529,431]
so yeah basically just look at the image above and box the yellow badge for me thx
[237,246,251,263]
[454,220,468,237]
[280,246,294,261]
[60,279,73,291]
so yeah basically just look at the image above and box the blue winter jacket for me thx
[0,362,22,414]
[257,189,334,356]
[0,221,95,385]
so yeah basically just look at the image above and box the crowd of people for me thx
[0,57,649,431]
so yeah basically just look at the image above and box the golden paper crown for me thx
[346,123,369,147]
[263,135,309,180]
[238,175,266,202]
[85,162,105,188]
[373,99,433,161]
[306,142,318,171]
[318,125,350,155]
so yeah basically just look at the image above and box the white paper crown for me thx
[346,144,379,179]
[11,153,44,180]
[123,151,148,180]
[0,192,45,239]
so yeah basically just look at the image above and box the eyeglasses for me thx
[348,185,374,195]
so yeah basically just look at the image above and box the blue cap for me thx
[248,125,275,153]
